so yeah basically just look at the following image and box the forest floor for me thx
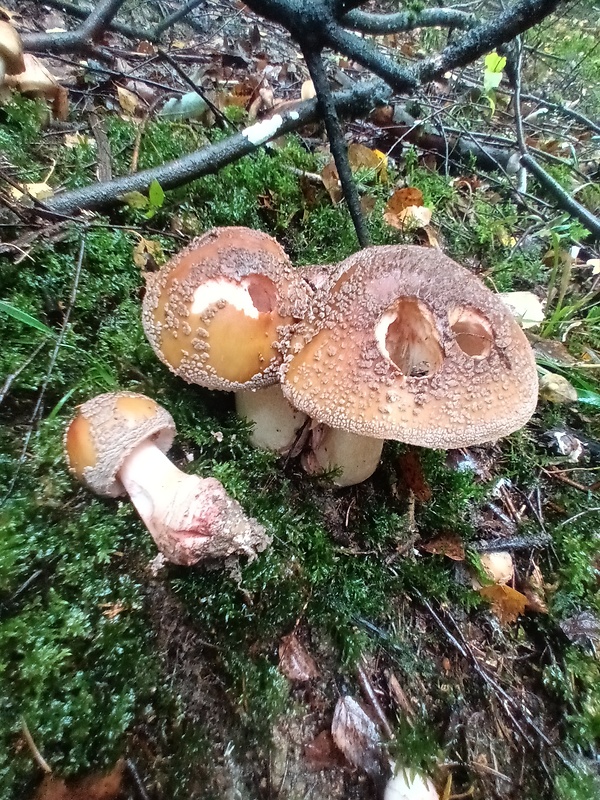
[0,1,599,799]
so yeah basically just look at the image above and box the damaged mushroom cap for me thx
[65,391,176,498]
[142,227,310,391]
[0,21,24,80]
[282,245,538,449]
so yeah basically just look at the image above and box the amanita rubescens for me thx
[64,391,269,565]
[282,245,539,486]
[142,226,310,453]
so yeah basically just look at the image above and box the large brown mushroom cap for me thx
[142,227,310,391]
[282,245,538,449]
[0,21,24,76]
[64,392,176,497]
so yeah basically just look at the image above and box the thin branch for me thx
[44,82,392,215]
[520,154,600,239]
[154,0,206,36]
[342,7,476,34]
[32,0,153,42]
[21,0,128,54]
[303,47,370,246]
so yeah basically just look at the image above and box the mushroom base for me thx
[119,440,270,565]
[235,384,308,454]
[303,426,384,487]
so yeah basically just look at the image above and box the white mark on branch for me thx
[242,114,284,145]
[289,111,299,120]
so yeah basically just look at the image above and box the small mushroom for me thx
[5,53,69,120]
[142,227,311,453]
[64,391,269,565]
[0,20,24,85]
[282,245,538,485]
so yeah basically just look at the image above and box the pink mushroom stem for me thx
[118,439,239,566]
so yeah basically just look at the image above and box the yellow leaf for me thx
[11,182,54,201]
[117,85,139,116]
[132,236,164,270]
[479,584,528,625]
[347,143,387,181]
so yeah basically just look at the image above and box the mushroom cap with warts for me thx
[142,227,310,391]
[282,245,538,449]
[64,391,176,497]
[0,21,25,78]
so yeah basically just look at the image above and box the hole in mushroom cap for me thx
[449,306,494,358]
[375,297,444,377]
[190,275,278,319]
[242,273,277,314]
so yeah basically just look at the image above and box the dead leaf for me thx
[117,85,140,116]
[479,551,514,584]
[99,602,127,619]
[420,532,465,561]
[321,160,342,204]
[300,79,316,101]
[479,584,528,625]
[11,182,54,201]
[360,194,376,216]
[384,187,432,229]
[304,730,347,771]
[397,450,431,502]
[331,696,384,777]
[539,372,578,404]
[587,258,600,275]
[347,143,387,181]
[385,670,415,720]
[278,633,319,681]
[64,133,95,149]
[560,611,600,650]
[33,760,124,800]
[526,333,577,367]
[499,291,545,328]
[132,236,164,271]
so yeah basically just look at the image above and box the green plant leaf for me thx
[148,179,165,209]
[483,51,506,94]
[577,388,600,407]
[0,300,54,336]
[119,190,149,209]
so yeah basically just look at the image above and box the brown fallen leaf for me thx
[397,450,432,502]
[33,760,124,800]
[331,696,384,777]
[132,236,164,271]
[278,633,319,682]
[479,584,528,625]
[420,532,465,561]
[321,160,342,204]
[304,730,347,771]
[117,85,140,117]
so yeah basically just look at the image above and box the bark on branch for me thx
[341,7,476,34]
[21,0,128,54]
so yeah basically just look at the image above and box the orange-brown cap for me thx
[282,245,538,449]
[0,21,24,76]
[64,392,176,497]
[142,227,310,391]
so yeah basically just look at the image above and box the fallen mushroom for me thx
[5,53,69,120]
[283,245,538,486]
[0,20,24,86]
[142,227,311,453]
[64,391,269,565]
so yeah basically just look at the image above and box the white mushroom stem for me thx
[235,384,308,454]
[305,426,384,487]
[0,57,6,85]
[118,438,242,566]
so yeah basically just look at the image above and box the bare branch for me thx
[154,0,206,37]
[341,7,476,35]
[44,82,391,216]
[35,0,154,41]
[520,154,600,238]
[21,0,128,54]
[303,47,370,246]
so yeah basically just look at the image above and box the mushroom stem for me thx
[305,426,384,487]
[0,57,6,85]
[118,439,262,565]
[235,384,308,454]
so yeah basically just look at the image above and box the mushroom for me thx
[64,391,270,565]
[0,20,24,85]
[142,227,311,453]
[282,245,538,486]
[5,53,69,120]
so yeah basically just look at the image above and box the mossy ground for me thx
[1,86,599,800]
